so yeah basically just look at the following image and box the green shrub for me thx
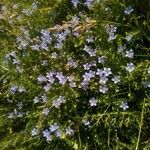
[0,0,150,149]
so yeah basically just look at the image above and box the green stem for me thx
[135,98,146,150]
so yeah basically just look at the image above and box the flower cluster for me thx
[71,0,95,9]
[106,25,117,42]
[32,123,74,142]
[10,85,26,94]
[52,96,66,108]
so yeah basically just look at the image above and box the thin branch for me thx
[135,98,146,150]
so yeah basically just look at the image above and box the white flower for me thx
[51,52,58,58]
[82,119,90,126]
[73,31,80,37]
[41,60,48,66]
[31,44,40,51]
[69,82,77,87]
[55,129,62,137]
[112,76,120,84]
[99,76,108,84]
[18,85,26,93]
[103,67,112,77]
[106,25,117,42]
[71,0,79,8]
[86,35,94,43]
[8,112,15,119]
[22,9,32,16]
[67,76,74,82]
[17,102,23,109]
[32,2,37,10]
[52,96,66,108]
[124,6,134,15]
[126,62,135,73]
[96,69,103,77]
[66,127,74,135]
[99,85,108,93]
[33,96,40,104]
[17,112,24,118]
[120,102,129,110]
[31,128,39,136]
[37,75,47,83]
[125,49,134,58]
[41,94,48,103]
[83,45,96,57]
[89,98,97,106]
[117,45,126,54]
[98,56,106,64]
[67,58,78,68]
[43,83,51,92]
[125,34,133,42]
[42,108,49,115]
[108,32,116,42]
[83,63,91,70]
[13,59,20,65]
[143,81,150,88]
[13,4,19,9]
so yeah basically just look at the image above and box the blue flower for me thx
[43,129,52,142]
[103,67,112,77]
[37,75,47,83]
[67,58,78,68]
[56,72,67,85]
[10,85,18,94]
[83,70,95,82]
[49,123,59,132]
[85,0,95,9]
[18,85,26,93]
